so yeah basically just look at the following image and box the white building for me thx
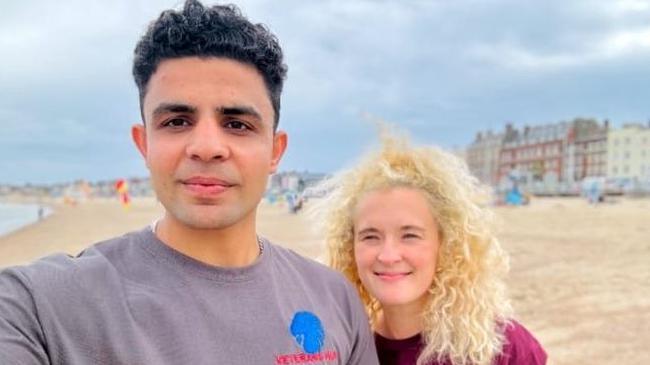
[466,131,504,186]
[607,123,650,182]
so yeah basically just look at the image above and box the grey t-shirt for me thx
[0,228,378,365]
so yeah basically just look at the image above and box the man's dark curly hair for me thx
[133,0,287,129]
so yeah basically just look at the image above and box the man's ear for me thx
[131,124,148,166]
[269,130,288,174]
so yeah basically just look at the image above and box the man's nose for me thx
[186,119,230,162]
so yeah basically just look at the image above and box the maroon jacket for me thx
[375,320,547,365]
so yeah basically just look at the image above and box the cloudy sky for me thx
[1,0,649,184]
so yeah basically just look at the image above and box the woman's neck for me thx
[375,300,426,340]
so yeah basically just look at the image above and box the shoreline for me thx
[0,197,163,267]
[0,202,54,239]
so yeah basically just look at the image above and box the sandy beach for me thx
[0,196,648,365]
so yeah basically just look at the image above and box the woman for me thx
[317,130,547,365]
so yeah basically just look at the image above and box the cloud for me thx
[2,0,650,184]
[601,27,650,56]
[468,25,650,70]
[598,0,650,15]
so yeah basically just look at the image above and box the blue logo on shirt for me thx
[289,311,325,354]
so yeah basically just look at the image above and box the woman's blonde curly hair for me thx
[314,127,513,365]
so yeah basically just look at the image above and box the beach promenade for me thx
[1,196,648,365]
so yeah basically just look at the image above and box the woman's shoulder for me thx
[496,320,548,365]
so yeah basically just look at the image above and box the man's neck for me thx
[154,213,261,268]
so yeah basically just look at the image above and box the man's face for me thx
[132,57,286,230]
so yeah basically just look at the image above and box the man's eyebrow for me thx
[151,103,196,118]
[219,105,262,120]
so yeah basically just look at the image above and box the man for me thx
[0,1,378,364]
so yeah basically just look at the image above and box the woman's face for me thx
[353,187,441,312]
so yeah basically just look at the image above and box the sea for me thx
[0,203,52,237]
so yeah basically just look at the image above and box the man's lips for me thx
[180,177,235,195]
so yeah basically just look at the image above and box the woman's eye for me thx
[403,233,421,240]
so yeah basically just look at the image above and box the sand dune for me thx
[0,196,648,365]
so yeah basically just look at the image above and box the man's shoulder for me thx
[265,240,357,294]
[267,240,343,279]
[0,228,149,294]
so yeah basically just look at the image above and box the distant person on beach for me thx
[0,1,377,364]
[585,178,604,205]
[317,129,547,365]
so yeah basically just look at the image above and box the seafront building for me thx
[466,130,504,186]
[266,171,327,194]
[607,124,650,183]
[568,119,609,181]
[497,122,572,192]
[464,118,650,195]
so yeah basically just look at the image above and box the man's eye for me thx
[226,120,250,130]
[163,118,190,128]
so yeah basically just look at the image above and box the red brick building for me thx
[497,122,570,187]
[567,119,609,180]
